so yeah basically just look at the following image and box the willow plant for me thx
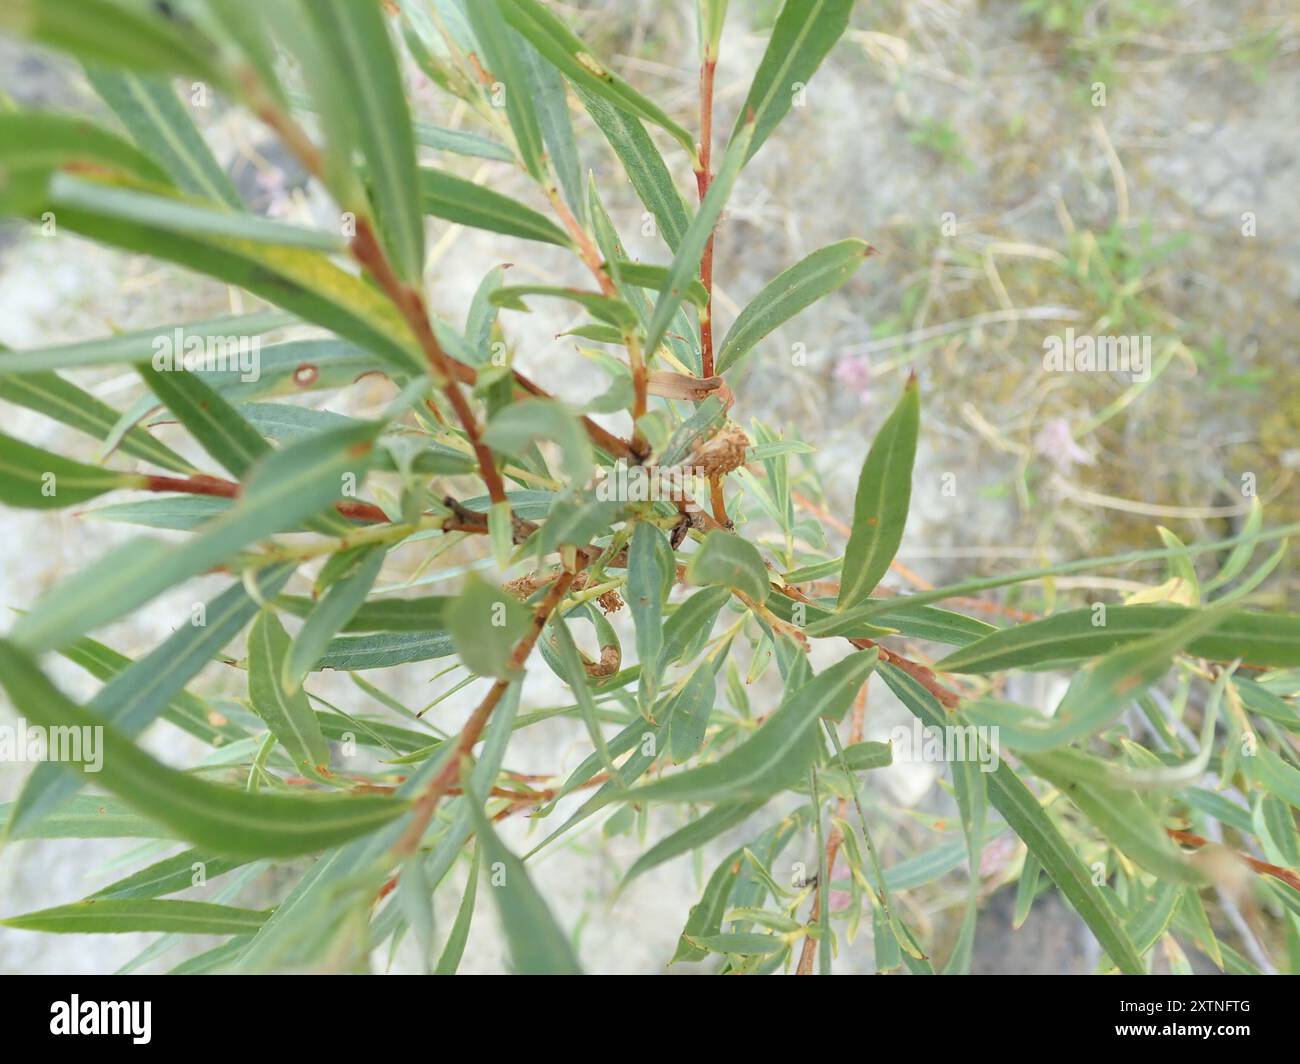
[0,0,1297,976]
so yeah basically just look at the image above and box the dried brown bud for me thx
[585,645,621,677]
[690,423,750,478]
[503,574,544,600]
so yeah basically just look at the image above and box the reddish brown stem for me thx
[392,569,580,857]
[510,368,647,463]
[350,218,508,507]
[248,74,646,469]
[143,473,390,525]
[777,581,962,709]
[543,186,650,457]
[548,187,616,299]
[1167,828,1300,892]
[696,57,717,378]
[695,55,729,525]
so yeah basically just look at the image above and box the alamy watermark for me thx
[890,719,1000,773]
[50,996,150,1044]
[1042,328,1151,382]
[151,327,261,382]
[0,719,103,772]
[595,459,707,505]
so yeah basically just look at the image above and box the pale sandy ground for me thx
[1,0,1296,973]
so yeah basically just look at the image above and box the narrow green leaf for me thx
[418,167,571,246]
[775,593,899,640]
[447,574,533,679]
[1021,747,1201,883]
[839,740,892,772]
[941,749,977,972]
[315,630,457,671]
[731,0,855,164]
[550,617,621,783]
[1,900,268,936]
[1177,889,1224,971]
[574,85,689,253]
[435,846,480,974]
[1203,496,1263,593]
[967,605,1231,753]
[1124,881,1181,955]
[1156,525,1200,604]
[42,189,423,376]
[278,594,453,634]
[861,602,993,645]
[0,641,408,858]
[606,261,709,308]
[623,801,762,887]
[85,66,242,208]
[1,795,172,840]
[137,362,268,477]
[1013,852,1042,928]
[1245,744,1300,810]
[716,239,871,374]
[670,843,746,963]
[499,0,696,154]
[624,649,877,802]
[878,662,1146,975]
[86,495,233,531]
[0,430,141,509]
[91,849,247,901]
[0,109,171,187]
[687,530,770,604]
[520,34,583,215]
[465,0,547,180]
[643,116,755,359]
[10,567,292,835]
[666,660,718,762]
[698,0,729,60]
[281,546,387,693]
[491,285,637,329]
[247,610,332,771]
[0,367,192,473]
[0,309,293,375]
[1257,794,1300,867]
[662,585,732,664]
[415,123,514,162]
[49,173,342,251]
[11,421,380,652]
[629,522,668,708]
[466,265,509,365]
[937,605,1300,673]
[687,932,784,955]
[836,377,920,609]
[465,796,582,974]
[0,0,228,84]
[303,0,424,281]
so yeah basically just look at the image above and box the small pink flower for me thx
[254,168,292,219]
[978,833,1018,878]
[833,354,871,405]
[1033,417,1094,473]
